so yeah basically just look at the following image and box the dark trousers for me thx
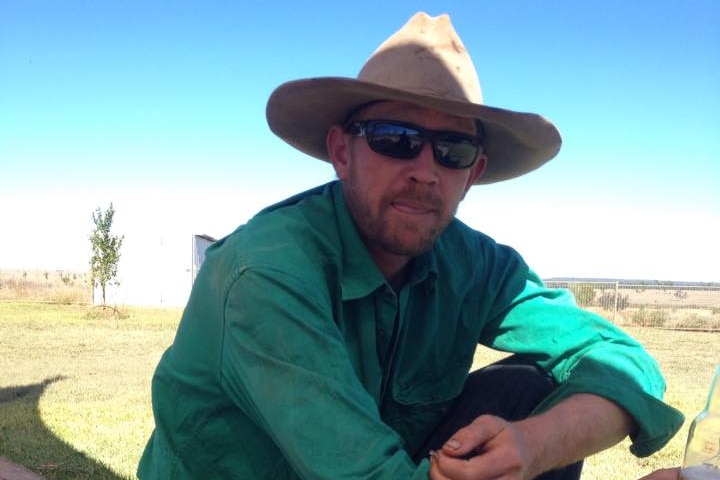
[413,357,583,480]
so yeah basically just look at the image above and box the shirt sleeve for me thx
[218,266,430,480]
[481,269,684,457]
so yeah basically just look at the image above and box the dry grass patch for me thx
[0,269,90,304]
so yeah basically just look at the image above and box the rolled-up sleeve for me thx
[481,270,684,457]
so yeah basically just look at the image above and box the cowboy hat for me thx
[266,12,561,184]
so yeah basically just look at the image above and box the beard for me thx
[342,176,456,258]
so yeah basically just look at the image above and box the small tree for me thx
[89,203,124,306]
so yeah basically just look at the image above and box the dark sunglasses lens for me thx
[434,136,480,169]
[367,123,423,159]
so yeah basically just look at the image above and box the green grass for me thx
[0,302,181,479]
[1,301,718,479]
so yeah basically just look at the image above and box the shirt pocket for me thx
[382,360,471,454]
[392,361,470,405]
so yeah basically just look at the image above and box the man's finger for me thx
[432,448,512,480]
[440,415,506,458]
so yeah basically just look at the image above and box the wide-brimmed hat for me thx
[266,12,561,184]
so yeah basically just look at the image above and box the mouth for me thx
[390,199,438,216]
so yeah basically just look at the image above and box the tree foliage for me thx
[89,203,124,306]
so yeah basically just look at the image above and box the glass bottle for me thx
[681,365,720,480]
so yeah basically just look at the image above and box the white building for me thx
[94,233,216,307]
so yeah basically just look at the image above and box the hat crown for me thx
[358,12,484,105]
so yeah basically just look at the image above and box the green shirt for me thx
[138,181,683,480]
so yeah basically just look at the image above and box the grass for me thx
[0,302,181,479]
[1,301,718,479]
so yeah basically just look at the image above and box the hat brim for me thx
[266,77,561,184]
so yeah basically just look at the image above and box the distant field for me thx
[623,286,720,309]
[0,269,89,304]
[546,280,720,330]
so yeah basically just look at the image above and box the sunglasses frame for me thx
[345,119,484,169]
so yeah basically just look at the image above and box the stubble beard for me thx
[343,177,456,258]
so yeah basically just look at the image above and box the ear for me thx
[463,153,488,195]
[326,125,352,181]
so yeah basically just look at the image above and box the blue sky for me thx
[1,1,718,283]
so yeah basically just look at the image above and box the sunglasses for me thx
[345,119,483,169]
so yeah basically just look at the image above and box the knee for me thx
[464,358,556,420]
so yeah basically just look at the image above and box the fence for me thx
[544,280,720,329]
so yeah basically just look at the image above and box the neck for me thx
[367,246,410,291]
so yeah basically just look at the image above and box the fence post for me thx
[613,281,619,322]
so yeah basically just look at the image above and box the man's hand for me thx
[429,414,540,480]
[429,393,633,480]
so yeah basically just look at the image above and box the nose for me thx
[408,142,439,185]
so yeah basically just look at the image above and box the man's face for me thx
[328,101,486,261]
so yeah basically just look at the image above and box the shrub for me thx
[569,283,595,307]
[631,307,667,327]
[598,291,629,311]
[648,309,668,327]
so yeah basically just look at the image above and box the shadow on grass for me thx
[0,376,125,480]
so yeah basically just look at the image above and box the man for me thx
[138,12,683,480]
